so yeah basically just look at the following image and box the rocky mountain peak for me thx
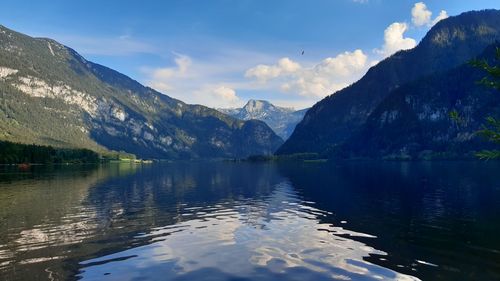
[0,25,283,159]
[219,100,307,140]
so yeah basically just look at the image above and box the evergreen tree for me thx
[471,47,500,159]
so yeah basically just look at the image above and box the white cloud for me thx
[245,1,451,101]
[245,57,300,82]
[144,52,249,108]
[192,85,241,108]
[279,57,301,72]
[244,64,282,81]
[212,86,240,106]
[376,22,417,57]
[315,50,368,76]
[411,2,448,27]
[432,10,449,26]
[411,2,432,27]
[148,81,173,92]
[146,47,369,108]
[374,2,448,58]
[151,54,192,80]
[290,50,369,98]
[145,54,193,91]
[246,49,371,99]
[142,1,450,109]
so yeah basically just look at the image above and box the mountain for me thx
[218,100,307,139]
[277,10,500,156]
[343,43,500,159]
[0,25,283,159]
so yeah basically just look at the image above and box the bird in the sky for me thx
[301,50,305,55]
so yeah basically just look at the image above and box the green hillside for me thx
[0,25,283,159]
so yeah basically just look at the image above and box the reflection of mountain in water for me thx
[0,164,143,280]
[277,161,500,280]
[78,176,418,281]
[0,162,283,280]
[3,161,499,281]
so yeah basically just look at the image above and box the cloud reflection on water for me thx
[79,182,419,281]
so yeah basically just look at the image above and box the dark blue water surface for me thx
[0,161,499,281]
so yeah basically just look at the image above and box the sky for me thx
[1,0,500,109]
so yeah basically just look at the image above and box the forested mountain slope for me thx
[0,25,283,159]
[277,10,500,156]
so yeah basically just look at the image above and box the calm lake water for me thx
[0,161,499,281]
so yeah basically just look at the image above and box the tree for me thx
[470,47,500,159]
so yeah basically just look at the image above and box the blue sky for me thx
[1,0,500,108]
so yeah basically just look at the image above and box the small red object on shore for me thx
[18,163,31,170]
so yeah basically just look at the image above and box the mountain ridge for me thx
[341,43,500,159]
[218,99,307,140]
[277,9,500,156]
[0,25,283,159]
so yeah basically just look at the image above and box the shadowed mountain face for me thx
[0,26,283,159]
[219,100,307,140]
[342,44,500,159]
[277,10,500,158]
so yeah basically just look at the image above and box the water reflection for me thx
[78,182,417,281]
[0,164,143,280]
[0,161,499,280]
[278,161,500,280]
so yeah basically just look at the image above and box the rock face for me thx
[344,44,500,159]
[277,10,500,158]
[219,100,307,140]
[0,25,283,159]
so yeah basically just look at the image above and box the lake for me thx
[0,161,499,280]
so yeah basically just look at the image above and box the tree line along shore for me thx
[0,140,151,164]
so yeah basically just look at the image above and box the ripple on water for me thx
[77,183,420,281]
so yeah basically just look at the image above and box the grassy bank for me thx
[0,140,151,164]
